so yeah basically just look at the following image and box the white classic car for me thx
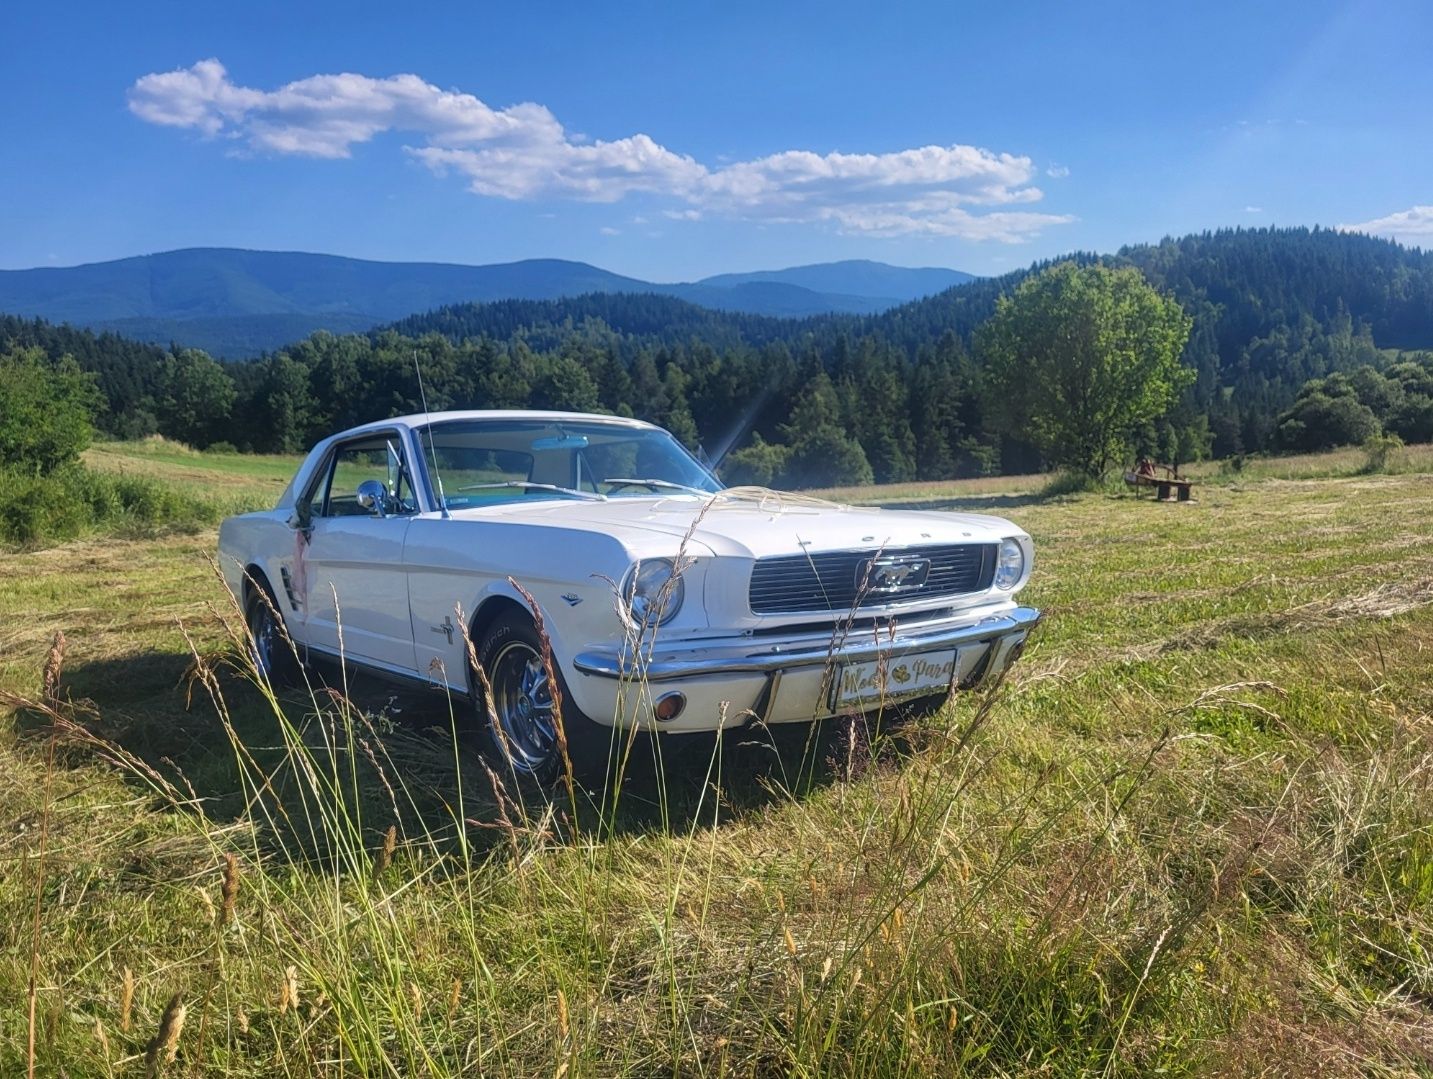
[219,411,1039,782]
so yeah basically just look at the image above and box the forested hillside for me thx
[0,315,172,438]
[869,227,1433,455]
[383,293,828,353]
[7,228,1432,486]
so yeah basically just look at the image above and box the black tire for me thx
[245,581,301,687]
[474,611,608,788]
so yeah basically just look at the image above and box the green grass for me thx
[812,439,1433,508]
[0,439,298,550]
[84,438,302,503]
[2,448,1432,1075]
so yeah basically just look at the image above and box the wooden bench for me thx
[1123,469,1195,502]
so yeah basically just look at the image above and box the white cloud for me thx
[1339,205,1433,244]
[599,226,621,236]
[1046,164,1070,178]
[1244,205,1264,214]
[129,59,1071,242]
[128,58,563,160]
[820,203,1074,241]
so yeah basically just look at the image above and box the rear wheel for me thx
[475,612,607,787]
[245,583,300,687]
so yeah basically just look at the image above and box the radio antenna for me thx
[413,350,450,518]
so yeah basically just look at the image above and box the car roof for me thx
[275,410,666,512]
[337,410,659,439]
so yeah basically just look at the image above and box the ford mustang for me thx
[219,411,1040,783]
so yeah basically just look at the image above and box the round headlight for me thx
[623,558,684,626]
[993,538,1026,591]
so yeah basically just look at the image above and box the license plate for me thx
[831,648,958,710]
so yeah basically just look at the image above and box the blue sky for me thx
[2,0,1431,280]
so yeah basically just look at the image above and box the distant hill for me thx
[86,312,381,359]
[864,226,1433,351]
[698,259,974,305]
[0,248,973,357]
[383,291,820,353]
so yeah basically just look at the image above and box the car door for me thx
[298,431,420,674]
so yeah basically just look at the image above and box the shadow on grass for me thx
[12,643,888,857]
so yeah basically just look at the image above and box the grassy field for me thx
[83,439,302,502]
[3,446,1432,1076]
[0,440,299,550]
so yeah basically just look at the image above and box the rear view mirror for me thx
[532,434,589,451]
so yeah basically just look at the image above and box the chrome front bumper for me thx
[574,605,1040,680]
[570,605,1040,728]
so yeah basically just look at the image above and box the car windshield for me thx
[415,418,723,509]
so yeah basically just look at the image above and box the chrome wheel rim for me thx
[489,641,557,774]
[249,602,279,680]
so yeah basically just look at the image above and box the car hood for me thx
[446,490,1023,560]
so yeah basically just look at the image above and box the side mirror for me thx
[356,479,388,517]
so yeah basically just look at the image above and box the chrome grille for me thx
[748,544,996,614]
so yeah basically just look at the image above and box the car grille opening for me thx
[748,544,997,615]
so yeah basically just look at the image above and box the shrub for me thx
[721,434,791,487]
[0,463,227,548]
[0,347,101,475]
[1361,431,1404,474]
[1275,379,1380,452]
[1041,470,1105,497]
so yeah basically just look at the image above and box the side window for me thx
[317,435,418,518]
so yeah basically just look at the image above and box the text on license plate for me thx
[832,649,958,709]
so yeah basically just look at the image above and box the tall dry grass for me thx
[6,479,1433,1074]
[14,613,1424,1076]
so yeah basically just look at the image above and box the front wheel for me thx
[245,584,300,687]
[475,612,607,787]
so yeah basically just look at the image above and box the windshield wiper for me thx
[454,480,605,501]
[603,477,711,495]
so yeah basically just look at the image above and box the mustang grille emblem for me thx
[859,556,932,594]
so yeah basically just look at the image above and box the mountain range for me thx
[6,226,1432,469]
[0,248,974,358]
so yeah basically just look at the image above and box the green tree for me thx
[720,433,791,487]
[528,355,600,412]
[978,262,1194,478]
[0,346,101,474]
[658,364,699,446]
[158,348,237,448]
[259,353,316,453]
[1275,374,1381,451]
[779,370,874,488]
